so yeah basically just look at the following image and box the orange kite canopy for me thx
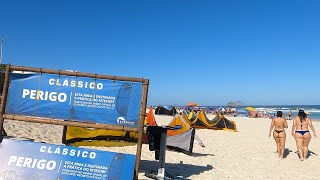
[187,102,198,106]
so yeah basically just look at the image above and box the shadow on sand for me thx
[283,148,292,158]
[191,152,214,157]
[139,159,214,179]
[308,150,318,158]
[308,150,318,157]
[294,149,318,159]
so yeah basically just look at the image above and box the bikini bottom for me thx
[295,131,309,135]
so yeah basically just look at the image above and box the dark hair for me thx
[298,110,307,122]
[276,111,282,117]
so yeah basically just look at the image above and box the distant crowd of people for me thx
[185,107,238,117]
[248,111,268,118]
[248,110,293,120]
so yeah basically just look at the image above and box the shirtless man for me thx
[288,110,292,120]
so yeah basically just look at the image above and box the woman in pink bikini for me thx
[292,110,317,161]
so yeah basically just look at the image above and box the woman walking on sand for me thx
[292,110,317,161]
[269,111,288,159]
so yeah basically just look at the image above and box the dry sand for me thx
[3,117,320,180]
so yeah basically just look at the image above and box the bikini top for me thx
[296,118,309,130]
[274,118,286,129]
[296,123,308,130]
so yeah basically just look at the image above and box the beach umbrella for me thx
[187,102,198,106]
[245,107,256,111]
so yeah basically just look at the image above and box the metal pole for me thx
[157,128,168,178]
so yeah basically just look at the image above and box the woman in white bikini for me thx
[292,110,317,161]
[269,111,288,159]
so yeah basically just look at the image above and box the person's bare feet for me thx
[280,156,284,159]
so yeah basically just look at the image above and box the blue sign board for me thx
[0,139,136,180]
[6,73,143,127]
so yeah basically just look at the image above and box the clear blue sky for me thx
[1,0,320,106]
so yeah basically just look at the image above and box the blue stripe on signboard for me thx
[0,139,135,180]
[6,73,143,127]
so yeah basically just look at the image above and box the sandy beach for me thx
[3,117,320,180]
